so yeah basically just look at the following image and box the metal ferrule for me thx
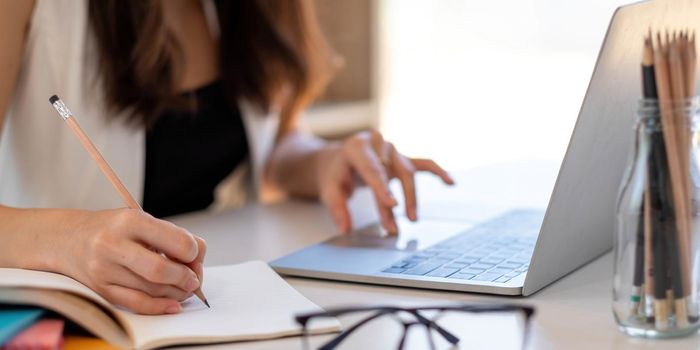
[51,99,72,120]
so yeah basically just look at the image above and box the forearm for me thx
[0,205,82,273]
[268,130,337,198]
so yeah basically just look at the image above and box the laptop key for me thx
[490,252,514,259]
[407,256,428,261]
[426,268,460,277]
[472,273,503,282]
[459,268,487,275]
[455,257,479,264]
[495,276,511,283]
[488,268,513,275]
[480,257,505,264]
[499,262,523,269]
[467,251,490,258]
[382,267,407,274]
[470,263,495,270]
[403,263,443,276]
[444,263,469,269]
[449,273,476,280]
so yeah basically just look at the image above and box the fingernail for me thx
[186,277,200,291]
[166,304,182,314]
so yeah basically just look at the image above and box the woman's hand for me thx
[62,208,206,315]
[316,130,454,234]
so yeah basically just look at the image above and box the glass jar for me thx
[614,98,700,338]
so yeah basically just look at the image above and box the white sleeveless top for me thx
[0,0,279,211]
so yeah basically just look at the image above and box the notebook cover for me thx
[0,309,44,345]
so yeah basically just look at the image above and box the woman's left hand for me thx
[315,130,454,234]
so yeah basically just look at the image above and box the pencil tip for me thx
[204,299,211,308]
[49,95,59,105]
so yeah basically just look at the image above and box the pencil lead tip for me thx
[204,299,211,308]
[49,95,59,105]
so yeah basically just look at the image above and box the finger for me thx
[412,158,455,185]
[391,149,418,221]
[344,141,397,207]
[109,265,191,301]
[125,212,199,264]
[377,197,398,235]
[104,284,182,315]
[186,236,207,284]
[353,151,398,232]
[320,186,352,234]
[123,242,200,292]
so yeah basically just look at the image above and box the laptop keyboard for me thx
[381,210,543,283]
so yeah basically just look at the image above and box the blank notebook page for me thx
[118,261,340,349]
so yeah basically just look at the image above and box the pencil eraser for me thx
[49,95,59,105]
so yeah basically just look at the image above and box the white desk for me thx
[170,163,700,349]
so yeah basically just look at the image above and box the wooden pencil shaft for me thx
[690,33,697,96]
[682,34,694,96]
[644,184,655,297]
[65,118,141,210]
[640,39,658,302]
[668,39,693,298]
[677,300,690,328]
[654,300,669,330]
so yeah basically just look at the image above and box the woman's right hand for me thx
[62,208,206,315]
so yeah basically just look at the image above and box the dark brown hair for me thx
[88,0,336,136]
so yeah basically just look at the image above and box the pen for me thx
[49,95,210,309]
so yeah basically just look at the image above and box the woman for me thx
[0,0,452,315]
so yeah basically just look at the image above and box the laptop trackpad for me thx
[329,217,472,251]
[274,218,470,275]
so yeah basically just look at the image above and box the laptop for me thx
[271,0,697,296]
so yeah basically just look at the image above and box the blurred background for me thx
[308,0,633,171]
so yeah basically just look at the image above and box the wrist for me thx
[42,209,90,277]
[2,207,87,276]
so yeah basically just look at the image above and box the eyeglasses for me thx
[295,303,535,350]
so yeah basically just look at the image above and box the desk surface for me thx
[169,162,699,349]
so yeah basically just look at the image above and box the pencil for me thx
[630,38,657,318]
[667,37,692,327]
[683,30,698,322]
[49,95,210,309]
[638,37,656,318]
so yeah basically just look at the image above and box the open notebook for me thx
[0,261,339,349]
